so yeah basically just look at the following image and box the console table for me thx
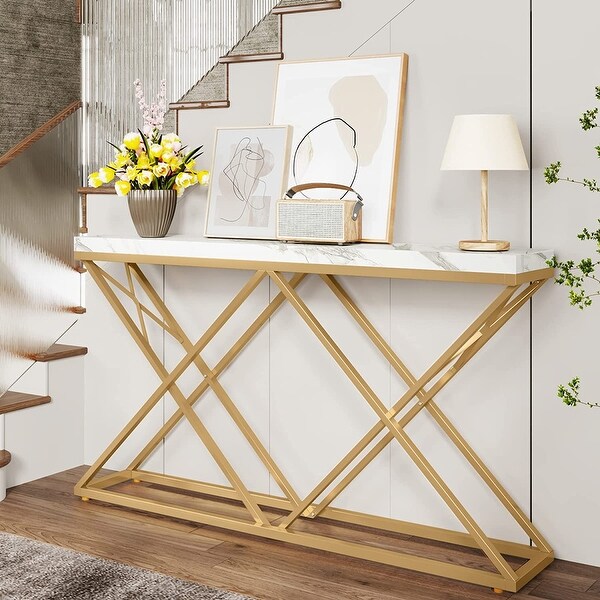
[74,235,555,593]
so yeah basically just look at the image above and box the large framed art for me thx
[273,54,408,243]
[205,125,292,240]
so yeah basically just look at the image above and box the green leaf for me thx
[138,128,151,157]
[544,162,561,184]
[183,145,204,164]
[580,107,598,131]
[557,376,600,408]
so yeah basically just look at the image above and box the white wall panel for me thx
[532,0,600,565]
[269,275,392,515]
[163,268,271,493]
[390,0,531,247]
[283,0,411,60]
[390,281,531,542]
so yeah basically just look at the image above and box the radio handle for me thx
[285,183,364,221]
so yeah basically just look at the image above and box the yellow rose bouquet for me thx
[88,79,209,197]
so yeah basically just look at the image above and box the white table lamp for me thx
[441,114,528,251]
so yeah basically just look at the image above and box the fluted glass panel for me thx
[83,0,278,175]
[0,113,81,394]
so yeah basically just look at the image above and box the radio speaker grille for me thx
[278,202,344,240]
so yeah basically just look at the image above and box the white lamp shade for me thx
[441,114,529,171]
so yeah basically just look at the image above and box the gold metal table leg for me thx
[75,262,553,593]
[80,262,271,525]
[125,271,307,474]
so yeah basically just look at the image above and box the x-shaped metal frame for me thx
[75,260,553,593]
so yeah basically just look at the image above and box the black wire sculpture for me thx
[292,117,359,199]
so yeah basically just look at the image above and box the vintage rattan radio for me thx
[276,183,364,244]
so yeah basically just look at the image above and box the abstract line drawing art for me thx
[205,126,292,240]
[273,55,408,243]
[221,136,269,224]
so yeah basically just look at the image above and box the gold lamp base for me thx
[459,240,510,252]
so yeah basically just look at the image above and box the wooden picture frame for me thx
[272,54,409,243]
[205,125,292,240]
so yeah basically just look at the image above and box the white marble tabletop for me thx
[75,235,554,283]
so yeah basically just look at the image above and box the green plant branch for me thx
[558,377,600,408]
[544,163,600,193]
[544,84,600,407]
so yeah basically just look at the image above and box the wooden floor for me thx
[0,467,599,600]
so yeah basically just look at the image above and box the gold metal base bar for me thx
[87,471,132,490]
[127,469,541,561]
[75,260,554,593]
[75,472,550,593]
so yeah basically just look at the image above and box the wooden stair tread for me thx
[220,52,284,64]
[31,344,88,362]
[273,0,341,14]
[77,186,116,195]
[0,392,51,415]
[169,100,230,110]
[0,450,11,469]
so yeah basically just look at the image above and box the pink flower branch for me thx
[133,79,167,135]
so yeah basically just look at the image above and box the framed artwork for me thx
[272,54,408,243]
[205,125,292,239]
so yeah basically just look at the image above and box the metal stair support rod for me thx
[0,414,6,502]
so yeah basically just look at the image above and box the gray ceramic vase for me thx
[127,189,177,238]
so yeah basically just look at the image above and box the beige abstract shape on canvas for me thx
[329,75,388,166]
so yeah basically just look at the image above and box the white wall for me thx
[75,0,600,565]
[532,0,600,567]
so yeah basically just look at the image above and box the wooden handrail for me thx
[0,101,82,169]
[78,186,117,195]
[78,186,117,234]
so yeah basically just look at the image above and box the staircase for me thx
[168,1,341,125]
[0,344,87,501]
[0,0,82,397]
